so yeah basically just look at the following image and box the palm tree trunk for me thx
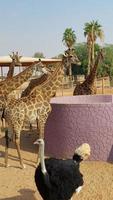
[91,26,95,70]
[91,40,95,69]
[87,46,91,75]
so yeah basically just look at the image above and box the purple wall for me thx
[45,95,113,162]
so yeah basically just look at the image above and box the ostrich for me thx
[34,139,91,200]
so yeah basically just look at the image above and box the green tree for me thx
[52,54,63,59]
[33,52,45,58]
[74,43,88,75]
[62,28,77,78]
[73,43,100,75]
[97,45,113,81]
[62,28,76,48]
[84,20,104,74]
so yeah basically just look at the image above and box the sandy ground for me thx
[56,87,113,96]
[0,129,113,200]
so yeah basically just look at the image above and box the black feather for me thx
[35,158,83,200]
[73,153,83,163]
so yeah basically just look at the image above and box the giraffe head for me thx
[9,51,22,66]
[97,48,105,61]
[62,48,81,74]
[63,48,81,64]
[32,60,52,77]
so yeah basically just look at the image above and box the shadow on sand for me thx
[0,129,39,167]
[107,145,113,162]
[0,188,38,200]
[0,128,39,154]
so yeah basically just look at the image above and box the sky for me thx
[0,0,113,58]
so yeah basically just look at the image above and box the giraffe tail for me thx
[1,108,6,129]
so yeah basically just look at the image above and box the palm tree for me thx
[62,28,77,79]
[62,28,76,49]
[84,20,104,74]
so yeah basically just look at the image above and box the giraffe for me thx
[0,62,47,134]
[3,62,65,168]
[4,54,81,168]
[0,62,48,134]
[0,61,47,121]
[6,52,22,79]
[73,49,104,95]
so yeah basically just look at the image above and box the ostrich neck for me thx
[39,144,47,174]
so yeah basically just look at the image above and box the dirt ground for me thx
[0,129,113,200]
[56,86,113,96]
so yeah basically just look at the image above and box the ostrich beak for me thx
[33,138,44,145]
[34,139,39,145]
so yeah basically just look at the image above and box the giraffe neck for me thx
[21,73,48,97]
[83,52,102,86]
[31,63,63,100]
[6,61,15,79]
[0,63,35,95]
[44,64,63,99]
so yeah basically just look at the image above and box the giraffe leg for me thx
[0,119,2,136]
[29,123,33,131]
[36,118,40,135]
[15,137,26,169]
[5,130,10,167]
[28,122,32,136]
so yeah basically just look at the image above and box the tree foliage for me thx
[33,52,45,58]
[62,28,76,48]
[72,43,100,75]
[72,43,113,80]
[52,54,63,59]
[84,20,104,74]
[97,44,113,79]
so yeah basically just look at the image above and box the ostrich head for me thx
[34,138,44,145]
[73,143,91,162]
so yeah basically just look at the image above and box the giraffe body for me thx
[4,94,51,138]
[73,49,104,95]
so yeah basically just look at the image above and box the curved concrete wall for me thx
[45,95,113,162]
